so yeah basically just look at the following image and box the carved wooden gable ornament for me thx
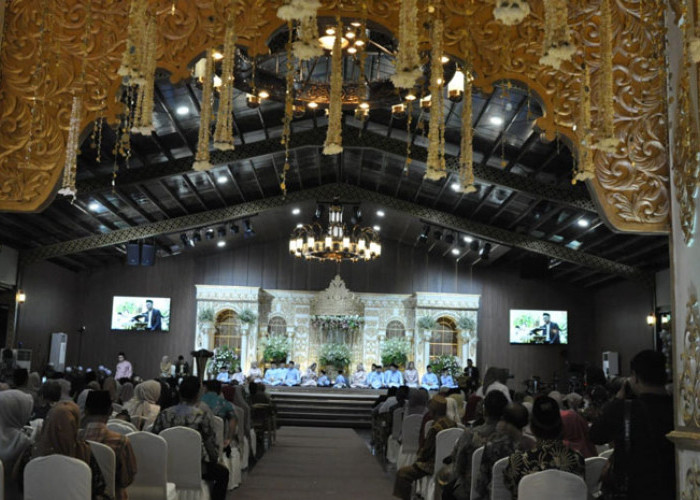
[311,275,364,316]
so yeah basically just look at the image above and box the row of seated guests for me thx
[392,349,675,500]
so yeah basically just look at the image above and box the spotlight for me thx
[216,175,228,184]
[463,235,474,243]
[296,223,303,229]
[292,207,301,215]
[373,225,381,231]
[418,225,430,244]
[16,290,26,303]
[205,228,215,240]
[212,51,224,60]
[88,201,100,211]
[489,115,504,126]
[244,219,255,238]
[469,240,480,252]
[451,182,461,192]
[258,89,270,99]
[217,240,226,248]
[479,242,492,260]
[405,91,417,101]
[313,204,324,221]
[192,230,202,243]
[176,106,190,116]
[451,248,460,256]
[347,46,357,54]
[308,101,319,109]
[376,210,385,217]
[577,219,590,228]
[445,233,455,245]
[230,223,239,234]
[391,103,406,118]
[217,227,226,238]
[646,314,656,326]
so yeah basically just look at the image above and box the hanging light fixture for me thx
[289,199,382,262]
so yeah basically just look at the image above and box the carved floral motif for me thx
[680,295,700,426]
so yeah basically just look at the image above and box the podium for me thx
[191,349,213,382]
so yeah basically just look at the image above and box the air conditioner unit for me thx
[602,351,619,378]
[12,349,32,371]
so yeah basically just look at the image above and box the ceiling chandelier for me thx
[289,199,382,262]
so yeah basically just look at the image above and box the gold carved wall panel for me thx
[0,0,670,235]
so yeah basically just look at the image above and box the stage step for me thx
[268,386,384,429]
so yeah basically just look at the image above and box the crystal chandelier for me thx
[289,200,382,262]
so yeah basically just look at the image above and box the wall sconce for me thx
[646,314,656,326]
[16,290,26,304]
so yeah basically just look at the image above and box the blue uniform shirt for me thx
[385,370,404,387]
[367,371,385,389]
[422,372,439,389]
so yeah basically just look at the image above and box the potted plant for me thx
[319,342,352,370]
[238,308,258,333]
[417,315,436,335]
[262,335,289,364]
[431,355,461,378]
[381,337,411,368]
[198,308,215,331]
[458,315,476,336]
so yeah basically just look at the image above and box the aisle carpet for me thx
[230,426,395,500]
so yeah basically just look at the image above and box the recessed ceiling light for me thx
[373,225,381,231]
[463,236,473,243]
[441,55,450,63]
[296,223,303,228]
[88,201,100,211]
[376,210,385,217]
[217,240,226,248]
[176,106,189,116]
[216,175,228,184]
[577,218,590,228]
[345,31,356,40]
[292,208,301,215]
[308,101,319,109]
[212,51,224,60]
[489,116,504,126]
[451,248,460,256]
[451,182,460,191]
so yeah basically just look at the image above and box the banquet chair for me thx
[387,407,405,465]
[595,443,610,455]
[251,404,274,454]
[424,427,464,500]
[469,446,484,500]
[491,456,512,500]
[160,426,211,500]
[1,459,4,500]
[424,419,434,438]
[126,431,178,500]
[213,415,241,490]
[131,415,147,431]
[396,414,422,469]
[599,449,614,460]
[517,470,587,500]
[112,403,124,414]
[585,457,607,500]
[24,455,91,500]
[232,405,249,470]
[88,440,116,500]
[108,420,137,435]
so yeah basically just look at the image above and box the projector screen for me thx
[111,296,170,332]
[509,309,567,344]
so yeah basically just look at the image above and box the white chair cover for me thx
[1,458,4,500]
[108,420,138,435]
[585,457,607,500]
[212,416,241,490]
[424,419,434,438]
[88,440,116,500]
[387,407,405,464]
[397,414,422,469]
[425,427,464,500]
[595,443,610,455]
[250,428,257,458]
[127,431,178,500]
[470,446,484,500]
[491,456,512,500]
[518,470,587,500]
[24,455,91,500]
[599,448,614,460]
[112,403,124,414]
[160,426,211,500]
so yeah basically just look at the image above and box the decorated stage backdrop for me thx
[194,275,480,375]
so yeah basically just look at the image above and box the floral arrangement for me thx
[193,49,214,171]
[311,315,364,331]
[238,308,258,324]
[391,0,421,89]
[212,345,240,372]
[539,0,575,70]
[213,5,237,151]
[319,342,352,368]
[381,337,411,367]
[431,355,461,377]
[493,0,531,26]
[277,0,321,21]
[262,335,289,362]
[573,64,595,183]
[198,308,215,323]
[417,315,437,331]
[323,19,343,155]
[458,69,477,193]
[425,10,447,181]
[457,315,476,332]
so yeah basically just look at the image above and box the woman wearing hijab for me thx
[159,356,172,378]
[248,361,263,383]
[14,401,107,499]
[118,381,134,405]
[406,388,429,415]
[24,372,42,403]
[102,376,118,403]
[403,362,419,388]
[0,390,34,498]
[300,363,318,387]
[76,380,101,415]
[123,380,161,429]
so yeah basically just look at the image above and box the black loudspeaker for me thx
[520,255,549,280]
[126,243,140,266]
[141,244,156,266]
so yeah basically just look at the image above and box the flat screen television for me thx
[111,296,170,332]
[509,309,567,344]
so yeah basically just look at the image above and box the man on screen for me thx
[533,313,561,344]
[133,299,162,331]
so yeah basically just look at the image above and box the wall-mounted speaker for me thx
[141,244,155,266]
[126,243,140,266]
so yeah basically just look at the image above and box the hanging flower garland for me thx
[131,14,157,135]
[458,68,478,192]
[493,0,531,26]
[425,7,447,181]
[193,50,214,171]
[594,0,619,153]
[280,21,295,193]
[277,0,321,21]
[540,0,575,69]
[214,4,237,151]
[323,20,343,155]
[118,0,148,83]
[572,64,595,183]
[58,96,83,198]
[293,1,323,61]
[391,0,421,89]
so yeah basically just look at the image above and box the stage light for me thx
[577,219,590,228]
[217,240,226,248]
[230,223,239,234]
[212,51,224,60]
[258,89,270,99]
[373,225,381,231]
[308,101,319,109]
[205,228,215,240]
[451,182,460,192]
[376,210,385,217]
[463,235,474,243]
[451,248,460,256]
[244,219,255,238]
[490,115,504,126]
[88,201,100,211]
[292,207,301,215]
[469,240,480,252]
[217,227,226,238]
[646,314,656,326]
[296,223,303,228]
[217,175,228,184]
[192,230,202,243]
[418,225,430,244]
[479,242,492,260]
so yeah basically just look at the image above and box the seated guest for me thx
[447,388,466,421]
[561,407,596,458]
[277,363,289,384]
[503,396,585,499]
[283,361,301,386]
[248,361,263,383]
[373,386,396,412]
[251,383,273,405]
[393,395,456,500]
[333,370,348,388]
[32,380,61,420]
[15,401,107,499]
[201,380,238,447]
[406,388,429,416]
[159,355,172,378]
[0,390,33,498]
[216,366,231,383]
[589,350,675,500]
[152,376,229,500]
[366,364,386,389]
[173,355,189,377]
[478,367,512,402]
[300,363,318,387]
[385,364,404,388]
[102,376,118,404]
[403,361,419,388]
[350,363,368,388]
[263,363,278,385]
[581,384,608,423]
[421,365,440,390]
[230,365,247,385]
[82,391,138,500]
[118,381,134,405]
[317,370,331,387]
[12,368,29,392]
[440,369,458,389]
[124,380,161,429]
[475,403,535,499]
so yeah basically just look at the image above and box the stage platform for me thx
[267,386,386,428]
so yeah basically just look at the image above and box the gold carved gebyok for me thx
[0,0,670,236]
